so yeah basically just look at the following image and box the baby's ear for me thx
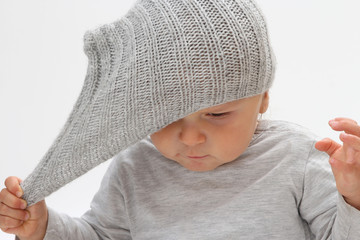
[259,91,269,114]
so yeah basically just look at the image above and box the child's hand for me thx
[0,176,48,240]
[315,118,360,210]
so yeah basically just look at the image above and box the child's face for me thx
[150,93,269,172]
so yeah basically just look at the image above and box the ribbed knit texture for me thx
[21,0,275,206]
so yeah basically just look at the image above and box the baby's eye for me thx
[206,112,229,118]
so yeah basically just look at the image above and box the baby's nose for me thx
[179,124,206,147]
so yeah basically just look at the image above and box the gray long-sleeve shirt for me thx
[41,120,360,239]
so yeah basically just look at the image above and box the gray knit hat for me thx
[21,0,275,206]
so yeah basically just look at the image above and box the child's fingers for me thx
[333,117,358,125]
[0,201,30,221]
[4,177,23,198]
[315,138,342,157]
[0,215,24,230]
[2,225,22,235]
[0,188,27,210]
[339,133,360,152]
[329,118,360,136]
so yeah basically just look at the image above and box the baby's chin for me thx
[174,156,223,172]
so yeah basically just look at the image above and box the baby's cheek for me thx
[220,135,251,161]
[150,134,175,158]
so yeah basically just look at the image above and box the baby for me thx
[1,0,360,239]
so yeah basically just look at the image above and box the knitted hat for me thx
[21,0,275,206]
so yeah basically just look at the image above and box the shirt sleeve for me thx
[42,208,101,240]
[333,193,360,239]
[40,157,132,240]
[299,143,360,239]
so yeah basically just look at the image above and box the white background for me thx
[0,0,359,239]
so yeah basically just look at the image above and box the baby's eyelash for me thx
[207,112,229,117]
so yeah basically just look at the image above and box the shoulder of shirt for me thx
[247,120,326,173]
[111,136,164,171]
[249,119,321,156]
[255,119,319,141]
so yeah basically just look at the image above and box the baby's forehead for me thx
[196,96,258,113]
[202,99,242,111]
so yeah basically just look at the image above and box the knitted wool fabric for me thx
[21,0,275,206]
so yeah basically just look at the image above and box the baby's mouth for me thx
[186,155,209,159]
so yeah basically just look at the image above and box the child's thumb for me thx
[315,138,342,157]
[4,176,23,198]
